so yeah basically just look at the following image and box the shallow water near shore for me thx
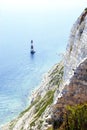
[0,5,85,126]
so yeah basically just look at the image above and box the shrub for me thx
[63,103,87,130]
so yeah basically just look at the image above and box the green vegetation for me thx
[19,97,40,118]
[9,119,19,130]
[30,90,55,128]
[30,118,37,127]
[58,103,87,130]
[46,126,53,130]
[65,103,87,130]
[9,121,15,130]
[30,118,43,128]
[19,64,64,121]
[9,97,40,129]
[20,126,24,130]
[69,45,73,54]
[35,90,55,118]
[37,120,44,129]
[21,64,63,129]
[49,65,64,86]
[85,8,87,12]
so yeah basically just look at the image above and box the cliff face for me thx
[50,9,87,130]
[54,9,87,102]
[64,9,87,83]
[1,9,87,130]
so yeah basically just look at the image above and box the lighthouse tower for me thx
[30,40,35,54]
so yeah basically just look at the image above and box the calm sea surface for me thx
[0,7,85,125]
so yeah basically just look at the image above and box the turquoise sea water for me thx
[0,6,85,125]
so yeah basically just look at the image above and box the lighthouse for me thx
[30,40,35,54]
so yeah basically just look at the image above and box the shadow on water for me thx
[30,53,35,60]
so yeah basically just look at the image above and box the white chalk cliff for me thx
[1,8,87,130]
[64,9,87,83]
